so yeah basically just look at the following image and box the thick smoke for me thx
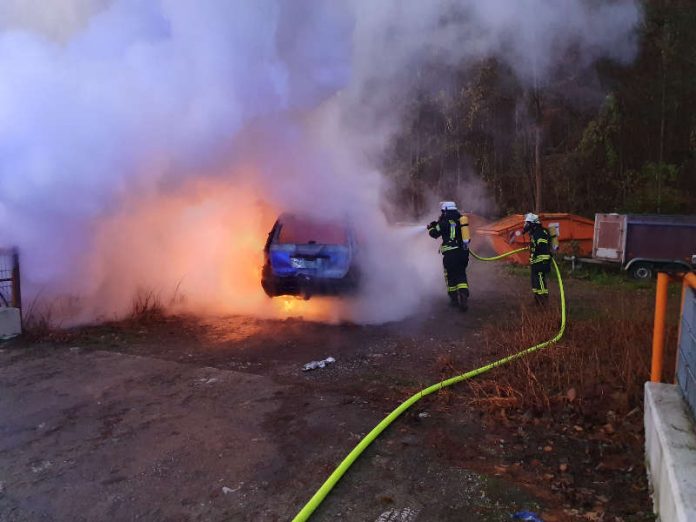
[0,0,641,324]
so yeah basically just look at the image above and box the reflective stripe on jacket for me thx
[529,225,551,264]
[428,211,470,254]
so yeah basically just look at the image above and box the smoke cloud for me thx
[0,0,641,324]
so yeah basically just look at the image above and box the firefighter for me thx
[427,201,470,310]
[523,212,552,304]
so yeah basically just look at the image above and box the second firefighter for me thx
[523,212,552,304]
[427,201,470,311]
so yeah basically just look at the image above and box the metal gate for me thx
[0,248,21,309]
[677,283,696,419]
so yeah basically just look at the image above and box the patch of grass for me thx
[16,285,178,343]
[510,259,628,285]
[129,288,165,323]
[504,259,683,296]
[467,292,678,415]
[565,262,651,288]
[22,307,54,341]
[20,294,76,342]
[503,264,529,278]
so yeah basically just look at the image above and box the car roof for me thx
[276,213,349,245]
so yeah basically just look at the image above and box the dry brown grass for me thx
[20,292,73,342]
[18,287,168,342]
[128,288,165,322]
[467,294,678,416]
[22,307,54,340]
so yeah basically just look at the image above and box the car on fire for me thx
[261,213,360,298]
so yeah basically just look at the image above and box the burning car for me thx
[261,213,360,298]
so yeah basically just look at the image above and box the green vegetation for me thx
[561,263,652,289]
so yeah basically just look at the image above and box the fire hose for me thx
[292,247,566,521]
[469,246,527,262]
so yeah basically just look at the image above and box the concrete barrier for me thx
[644,382,696,521]
[0,307,21,339]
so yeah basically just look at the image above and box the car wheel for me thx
[629,262,653,281]
[261,264,277,297]
[343,267,361,294]
[261,279,276,297]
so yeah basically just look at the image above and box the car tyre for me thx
[261,264,277,297]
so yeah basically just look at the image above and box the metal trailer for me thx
[592,213,696,279]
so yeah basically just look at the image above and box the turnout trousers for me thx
[442,248,469,300]
[531,263,550,303]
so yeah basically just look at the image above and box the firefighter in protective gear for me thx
[427,201,470,310]
[523,212,552,304]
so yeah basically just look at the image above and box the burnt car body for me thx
[261,213,360,298]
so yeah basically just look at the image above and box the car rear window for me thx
[277,216,348,245]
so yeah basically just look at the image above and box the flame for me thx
[280,296,298,313]
[272,294,336,320]
[83,177,353,324]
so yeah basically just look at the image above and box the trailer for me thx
[590,213,696,279]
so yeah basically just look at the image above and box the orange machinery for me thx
[475,213,595,265]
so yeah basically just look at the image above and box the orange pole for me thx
[685,272,696,289]
[651,272,670,383]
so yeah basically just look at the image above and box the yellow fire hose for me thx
[469,246,527,262]
[292,247,566,521]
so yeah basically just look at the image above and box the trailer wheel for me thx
[629,262,653,281]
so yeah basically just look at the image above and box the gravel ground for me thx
[0,263,654,521]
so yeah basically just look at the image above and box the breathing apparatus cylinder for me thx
[460,214,470,243]
[548,222,560,252]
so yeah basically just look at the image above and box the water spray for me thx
[392,223,427,239]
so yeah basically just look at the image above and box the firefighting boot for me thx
[458,288,469,312]
[534,294,549,306]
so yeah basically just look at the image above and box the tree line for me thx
[385,1,696,219]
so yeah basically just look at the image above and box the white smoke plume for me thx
[0,0,641,324]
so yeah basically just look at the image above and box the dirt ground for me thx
[0,263,655,521]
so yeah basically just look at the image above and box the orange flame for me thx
[85,177,352,324]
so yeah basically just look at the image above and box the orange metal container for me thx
[463,213,490,251]
[475,213,595,265]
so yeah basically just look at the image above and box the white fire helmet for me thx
[440,201,457,211]
[524,212,540,224]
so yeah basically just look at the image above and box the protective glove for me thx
[427,221,437,229]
